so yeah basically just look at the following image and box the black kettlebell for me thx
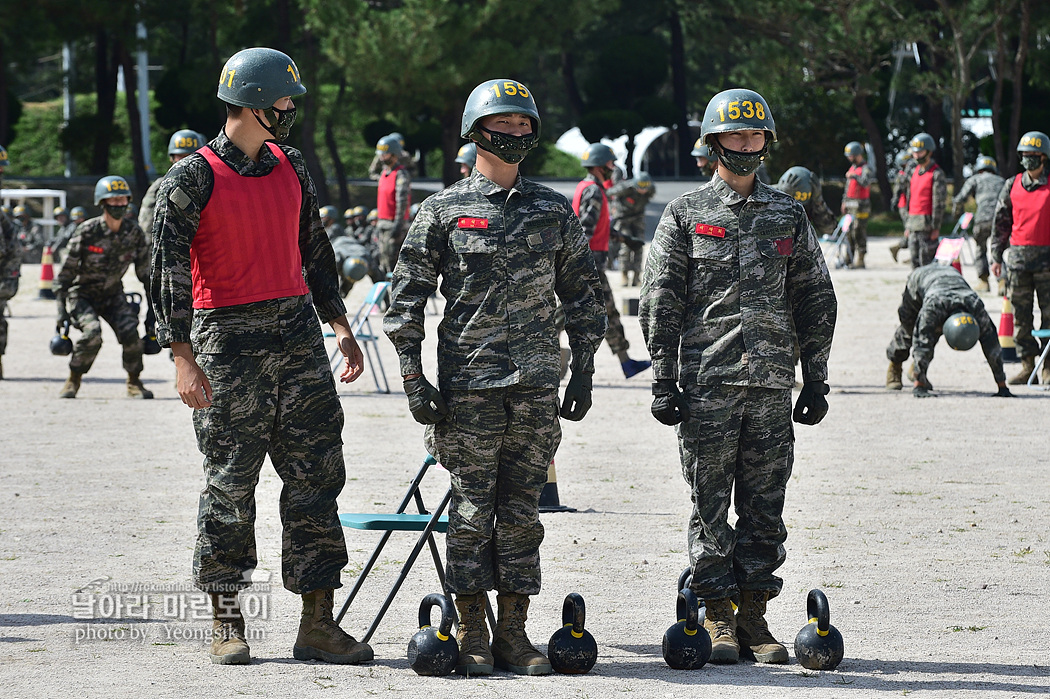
[50,321,73,356]
[407,593,459,676]
[662,588,711,670]
[548,592,597,674]
[676,566,705,624]
[793,589,844,670]
[125,291,142,316]
[143,332,162,355]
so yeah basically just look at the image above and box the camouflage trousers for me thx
[908,229,938,268]
[842,198,870,253]
[678,385,793,600]
[971,220,992,279]
[593,251,630,354]
[886,293,996,385]
[191,307,347,594]
[1006,266,1050,359]
[0,278,17,355]
[66,292,143,376]
[424,385,561,596]
[376,220,406,276]
[615,218,646,276]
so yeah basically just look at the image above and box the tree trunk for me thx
[298,27,330,205]
[991,15,1007,167]
[1008,0,1031,174]
[92,29,120,175]
[118,42,148,201]
[668,7,692,177]
[854,92,891,209]
[324,77,350,211]
[0,38,8,144]
[559,49,585,122]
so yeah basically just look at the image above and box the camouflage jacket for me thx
[606,179,656,224]
[896,264,1005,384]
[843,161,875,200]
[991,171,1050,271]
[54,216,150,305]
[51,222,79,256]
[891,161,916,210]
[0,210,18,281]
[901,160,948,232]
[384,168,607,391]
[804,191,838,239]
[953,171,1005,224]
[138,174,165,243]
[575,174,606,239]
[640,174,837,389]
[149,130,346,349]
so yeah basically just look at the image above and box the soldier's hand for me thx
[172,346,213,409]
[651,380,689,426]
[337,333,365,383]
[994,384,1013,398]
[403,376,448,425]
[912,385,935,398]
[560,372,593,421]
[991,262,1002,278]
[793,381,830,424]
[56,304,70,330]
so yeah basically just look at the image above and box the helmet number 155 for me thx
[718,100,765,122]
[489,81,530,100]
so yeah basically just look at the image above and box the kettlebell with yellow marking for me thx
[793,589,844,670]
[662,589,711,670]
[407,593,459,676]
[548,592,597,674]
[676,566,706,625]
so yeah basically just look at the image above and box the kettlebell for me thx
[662,588,711,670]
[50,321,73,356]
[676,566,705,625]
[793,589,844,670]
[143,332,162,355]
[125,291,142,316]
[407,593,459,676]
[548,592,598,674]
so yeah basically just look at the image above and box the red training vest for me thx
[1009,175,1050,247]
[572,180,610,252]
[908,163,938,216]
[845,164,871,199]
[191,143,308,309]
[377,166,410,221]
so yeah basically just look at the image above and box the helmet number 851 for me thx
[489,81,530,100]
[718,100,765,122]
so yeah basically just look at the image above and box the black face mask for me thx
[103,204,128,220]
[476,126,539,164]
[1021,154,1044,172]
[254,105,297,142]
[713,142,767,177]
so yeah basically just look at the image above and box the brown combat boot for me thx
[853,250,866,269]
[126,373,154,399]
[736,591,788,664]
[889,241,901,262]
[1008,357,1036,385]
[454,592,494,676]
[621,270,630,286]
[0,356,4,379]
[293,589,373,664]
[703,597,739,664]
[975,275,990,292]
[886,362,903,390]
[998,278,1007,296]
[490,592,552,675]
[209,593,250,665]
[59,371,82,399]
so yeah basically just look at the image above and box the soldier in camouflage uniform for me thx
[900,133,948,268]
[573,143,651,379]
[456,142,477,178]
[49,207,76,264]
[374,134,412,275]
[319,205,344,241]
[0,144,17,379]
[889,152,915,262]
[775,166,837,238]
[149,47,372,667]
[640,88,836,666]
[53,206,86,261]
[953,155,1005,291]
[692,138,717,181]
[885,263,1010,396]
[140,130,206,246]
[53,175,152,400]
[842,141,875,268]
[607,171,655,286]
[12,206,44,264]
[385,79,606,677]
[991,130,1050,385]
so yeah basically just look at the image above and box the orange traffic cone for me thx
[538,460,575,513]
[38,246,56,300]
[998,296,1017,362]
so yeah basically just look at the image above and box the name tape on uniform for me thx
[88,245,105,254]
[457,217,489,229]
[695,223,726,238]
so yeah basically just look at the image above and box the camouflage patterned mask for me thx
[254,105,297,142]
[103,204,128,220]
[714,142,767,177]
[1021,154,1043,172]
[476,126,539,164]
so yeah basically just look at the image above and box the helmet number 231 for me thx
[718,100,765,122]
[489,81,530,99]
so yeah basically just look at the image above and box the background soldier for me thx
[640,88,836,667]
[50,207,76,263]
[384,78,606,677]
[0,144,17,379]
[53,176,152,400]
[374,134,412,275]
[12,206,44,264]
[139,129,205,243]
[573,143,651,378]
[455,142,477,178]
[607,171,655,286]
[900,133,947,268]
[692,139,717,181]
[150,47,370,667]
[842,140,875,268]
[991,130,1050,385]
[953,155,1005,292]
[320,205,344,241]
[775,166,837,238]
[889,151,915,262]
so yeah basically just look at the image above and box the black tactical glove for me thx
[144,304,157,333]
[560,372,593,421]
[56,303,70,333]
[912,385,935,398]
[793,381,830,425]
[994,384,1013,398]
[403,376,448,425]
[651,380,690,426]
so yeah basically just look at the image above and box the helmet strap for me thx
[253,105,297,142]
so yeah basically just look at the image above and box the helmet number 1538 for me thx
[718,100,765,122]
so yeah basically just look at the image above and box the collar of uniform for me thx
[470,168,523,197]
[708,171,777,206]
[916,160,937,174]
[1021,170,1049,189]
[211,129,282,175]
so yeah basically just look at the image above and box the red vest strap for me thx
[1009,175,1050,247]
[846,164,871,199]
[572,180,610,252]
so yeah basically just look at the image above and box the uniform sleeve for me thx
[394,169,411,232]
[932,169,948,231]
[639,201,688,381]
[293,154,347,322]
[809,193,838,239]
[605,180,630,198]
[910,303,942,385]
[991,177,1014,264]
[953,176,976,213]
[133,223,151,290]
[576,184,603,239]
[138,178,160,236]
[54,222,86,299]
[557,214,606,373]
[857,164,876,188]
[787,212,837,383]
[894,275,922,353]
[150,165,203,346]
[383,204,440,377]
[0,215,17,274]
[367,153,382,181]
[975,305,1007,384]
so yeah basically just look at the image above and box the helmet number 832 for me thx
[489,81,530,100]
[718,100,765,122]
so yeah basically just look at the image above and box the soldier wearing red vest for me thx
[889,151,915,262]
[374,134,412,275]
[842,141,875,268]
[573,143,651,378]
[150,47,371,667]
[900,132,948,268]
[991,130,1050,385]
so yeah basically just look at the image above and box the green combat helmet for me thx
[700,88,776,177]
[319,206,337,221]
[461,78,540,164]
[94,175,132,205]
[168,129,205,156]
[376,134,403,158]
[844,141,864,158]
[1017,131,1050,172]
[217,47,305,141]
[776,166,818,203]
[580,143,616,168]
[70,206,87,222]
[0,143,8,167]
[894,151,909,169]
[455,142,478,168]
[909,133,936,155]
[635,171,653,190]
[974,155,997,174]
[690,138,707,158]
[943,312,980,351]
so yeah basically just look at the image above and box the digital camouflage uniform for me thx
[576,174,630,354]
[953,170,1006,280]
[842,161,875,254]
[0,210,19,359]
[606,178,655,280]
[51,220,79,263]
[802,190,838,239]
[15,217,44,264]
[376,165,411,275]
[138,175,166,247]
[53,216,150,377]
[150,130,349,595]
[639,174,836,600]
[384,168,606,595]
[886,264,1006,387]
[992,171,1050,360]
[901,161,948,267]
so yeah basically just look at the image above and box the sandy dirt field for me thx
[1,229,1048,698]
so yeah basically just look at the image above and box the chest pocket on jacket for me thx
[450,230,498,255]
[524,226,562,253]
[687,234,737,294]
